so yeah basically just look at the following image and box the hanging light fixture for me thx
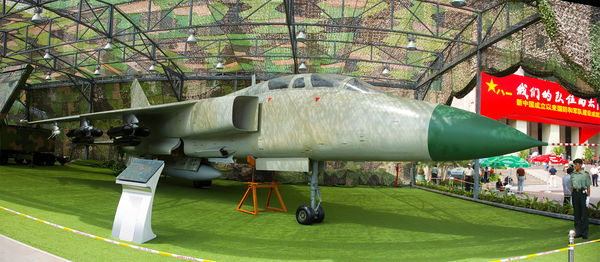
[298,59,307,70]
[103,39,113,51]
[451,0,467,8]
[43,49,52,60]
[215,58,224,69]
[45,72,51,80]
[406,35,416,50]
[93,65,101,75]
[187,29,197,43]
[149,62,156,72]
[31,7,43,24]
[296,28,306,42]
[381,65,390,76]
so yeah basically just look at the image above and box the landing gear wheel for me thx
[296,205,315,225]
[313,205,325,223]
[192,180,212,189]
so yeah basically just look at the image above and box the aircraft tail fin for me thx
[130,79,150,108]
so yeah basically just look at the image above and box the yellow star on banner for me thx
[486,78,498,93]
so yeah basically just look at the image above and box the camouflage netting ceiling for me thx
[0,0,598,103]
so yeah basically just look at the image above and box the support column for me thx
[572,128,586,160]
[542,124,560,155]
[508,119,528,155]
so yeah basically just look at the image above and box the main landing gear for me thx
[295,161,325,225]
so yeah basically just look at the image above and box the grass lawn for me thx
[0,163,598,261]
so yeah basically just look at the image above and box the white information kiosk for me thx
[111,158,164,244]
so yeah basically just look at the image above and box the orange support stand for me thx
[236,182,287,215]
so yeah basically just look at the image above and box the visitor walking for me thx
[516,167,525,194]
[571,159,592,239]
[548,165,557,187]
[591,164,599,187]
[563,167,573,206]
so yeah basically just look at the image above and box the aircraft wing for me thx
[27,100,197,125]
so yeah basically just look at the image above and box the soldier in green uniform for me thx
[570,159,592,239]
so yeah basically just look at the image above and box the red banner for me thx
[480,72,600,144]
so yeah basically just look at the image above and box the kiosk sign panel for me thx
[112,158,164,244]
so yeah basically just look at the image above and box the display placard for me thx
[117,158,164,183]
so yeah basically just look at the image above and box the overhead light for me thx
[298,59,307,70]
[93,65,101,75]
[381,65,390,76]
[104,39,113,51]
[215,58,223,69]
[451,0,467,8]
[407,35,416,50]
[43,49,52,60]
[296,28,306,42]
[186,29,197,43]
[31,7,43,24]
[148,62,156,72]
[45,72,51,80]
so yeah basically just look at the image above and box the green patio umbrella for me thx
[479,155,531,168]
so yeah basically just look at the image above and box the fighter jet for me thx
[29,73,545,225]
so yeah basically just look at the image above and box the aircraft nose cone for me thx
[427,105,546,161]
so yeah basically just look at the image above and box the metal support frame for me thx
[416,12,540,100]
[0,1,541,94]
[162,65,184,102]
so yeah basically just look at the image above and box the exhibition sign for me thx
[480,72,600,143]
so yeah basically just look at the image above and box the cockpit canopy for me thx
[266,74,382,93]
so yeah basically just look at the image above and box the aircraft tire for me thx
[296,205,314,225]
[313,205,325,223]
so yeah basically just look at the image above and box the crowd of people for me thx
[427,158,593,239]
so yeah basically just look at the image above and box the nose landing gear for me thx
[295,160,325,225]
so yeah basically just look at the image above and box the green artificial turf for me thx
[0,163,599,262]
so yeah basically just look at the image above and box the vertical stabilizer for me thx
[130,79,150,108]
[0,65,33,122]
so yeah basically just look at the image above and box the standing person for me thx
[591,164,599,187]
[431,165,439,185]
[484,167,489,183]
[571,159,592,239]
[548,165,557,187]
[464,164,474,192]
[516,167,525,194]
[563,167,573,206]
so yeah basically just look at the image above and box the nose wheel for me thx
[296,160,325,225]
[295,205,325,225]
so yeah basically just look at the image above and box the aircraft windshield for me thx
[310,74,381,93]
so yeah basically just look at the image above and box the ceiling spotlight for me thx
[45,72,51,80]
[148,62,156,72]
[215,58,224,70]
[187,29,197,43]
[103,39,113,51]
[451,0,467,8]
[407,35,416,50]
[296,28,306,42]
[31,7,43,24]
[381,65,390,76]
[298,59,307,70]
[43,49,52,60]
[93,65,101,75]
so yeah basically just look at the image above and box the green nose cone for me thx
[427,105,546,161]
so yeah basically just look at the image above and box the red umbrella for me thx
[530,154,568,164]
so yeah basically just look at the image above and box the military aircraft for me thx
[29,73,546,225]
